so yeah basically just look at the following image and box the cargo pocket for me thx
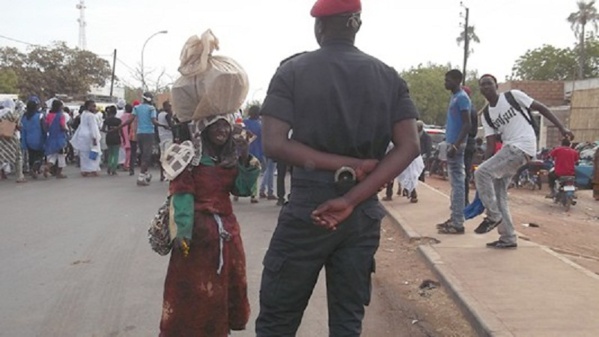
[259,252,287,306]
[363,257,376,306]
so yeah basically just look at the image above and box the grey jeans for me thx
[474,144,528,244]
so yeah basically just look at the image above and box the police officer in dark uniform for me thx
[255,0,420,336]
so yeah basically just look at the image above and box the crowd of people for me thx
[4,0,599,336]
[0,93,179,185]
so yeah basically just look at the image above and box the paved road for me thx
[0,167,407,337]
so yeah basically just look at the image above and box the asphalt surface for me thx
[0,166,407,337]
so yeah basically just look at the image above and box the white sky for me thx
[0,0,583,102]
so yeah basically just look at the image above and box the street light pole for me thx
[141,30,168,91]
[461,4,470,86]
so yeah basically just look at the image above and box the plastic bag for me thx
[171,29,249,122]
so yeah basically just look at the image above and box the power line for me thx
[116,58,137,73]
[0,34,41,47]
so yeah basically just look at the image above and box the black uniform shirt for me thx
[261,39,418,161]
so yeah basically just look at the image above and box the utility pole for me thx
[76,0,87,50]
[109,49,117,100]
[461,4,469,86]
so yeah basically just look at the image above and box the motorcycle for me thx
[552,176,577,211]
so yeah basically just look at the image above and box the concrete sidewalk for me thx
[381,183,599,337]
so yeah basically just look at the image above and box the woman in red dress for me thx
[159,115,260,337]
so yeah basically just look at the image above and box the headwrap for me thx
[310,0,361,18]
[0,99,16,118]
[188,114,237,167]
[161,113,238,181]
[116,98,126,109]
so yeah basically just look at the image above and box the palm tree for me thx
[456,26,481,59]
[567,0,599,79]
[456,25,480,85]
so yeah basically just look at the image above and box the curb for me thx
[383,182,513,337]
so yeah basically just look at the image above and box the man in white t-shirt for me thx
[474,74,574,249]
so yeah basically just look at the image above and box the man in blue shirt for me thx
[437,70,472,234]
[120,92,160,186]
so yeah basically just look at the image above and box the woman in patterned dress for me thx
[159,115,260,337]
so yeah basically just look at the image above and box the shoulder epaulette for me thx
[279,52,308,66]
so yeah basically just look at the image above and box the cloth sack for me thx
[171,29,249,122]
[161,140,195,181]
[0,120,16,138]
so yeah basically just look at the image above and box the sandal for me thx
[437,223,465,234]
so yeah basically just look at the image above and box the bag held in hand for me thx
[148,197,177,256]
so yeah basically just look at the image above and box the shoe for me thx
[259,192,267,199]
[251,197,259,204]
[276,199,285,206]
[437,223,465,234]
[410,197,418,203]
[267,195,277,200]
[382,196,392,201]
[545,193,555,199]
[129,170,134,176]
[137,174,149,186]
[145,173,152,182]
[474,217,502,234]
[486,240,517,249]
[435,219,451,229]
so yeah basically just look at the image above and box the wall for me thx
[498,80,566,106]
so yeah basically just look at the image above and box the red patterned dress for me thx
[159,159,257,337]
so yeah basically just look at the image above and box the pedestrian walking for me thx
[70,100,102,177]
[43,99,69,179]
[255,1,420,335]
[120,93,159,186]
[0,99,26,183]
[462,85,479,205]
[436,69,472,235]
[159,115,260,337]
[243,105,266,203]
[20,99,45,179]
[157,101,174,181]
[101,106,123,176]
[475,74,574,248]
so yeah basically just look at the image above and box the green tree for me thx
[0,42,112,99]
[400,63,453,125]
[0,68,19,93]
[567,0,599,79]
[511,44,579,80]
[400,64,485,126]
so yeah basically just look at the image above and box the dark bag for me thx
[483,91,540,138]
[148,197,173,256]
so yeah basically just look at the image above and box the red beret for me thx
[310,0,361,18]
[132,100,140,106]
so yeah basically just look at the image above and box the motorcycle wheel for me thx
[564,195,572,212]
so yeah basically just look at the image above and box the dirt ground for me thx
[425,175,599,274]
[370,218,477,337]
